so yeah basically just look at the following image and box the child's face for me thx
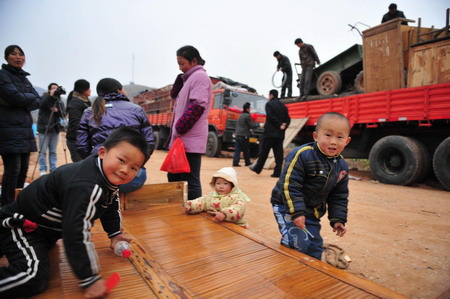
[313,117,351,157]
[98,141,145,186]
[214,177,232,195]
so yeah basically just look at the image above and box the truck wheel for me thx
[414,139,432,183]
[354,70,364,93]
[433,137,450,190]
[369,136,424,186]
[316,71,342,95]
[153,131,163,150]
[206,131,222,157]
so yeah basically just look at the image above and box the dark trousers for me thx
[253,137,284,176]
[66,138,83,163]
[281,71,293,98]
[167,153,202,200]
[0,153,30,206]
[0,225,53,297]
[300,66,314,97]
[233,136,251,166]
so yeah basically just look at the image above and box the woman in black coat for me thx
[0,45,40,206]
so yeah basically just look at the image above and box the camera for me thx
[54,86,66,97]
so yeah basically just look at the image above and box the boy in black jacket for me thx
[0,127,150,298]
[271,112,351,260]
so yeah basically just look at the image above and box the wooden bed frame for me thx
[4,182,407,298]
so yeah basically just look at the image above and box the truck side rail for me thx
[286,82,450,127]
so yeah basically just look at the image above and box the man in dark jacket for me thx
[37,83,65,175]
[382,3,408,25]
[273,51,292,98]
[66,79,91,162]
[249,89,290,177]
[233,102,258,167]
[294,38,320,99]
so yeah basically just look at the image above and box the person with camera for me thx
[0,45,40,206]
[37,83,65,175]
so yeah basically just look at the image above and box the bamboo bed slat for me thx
[15,182,407,298]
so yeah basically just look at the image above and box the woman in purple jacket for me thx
[77,78,155,192]
[168,46,213,200]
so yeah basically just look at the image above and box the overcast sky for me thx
[1,0,448,97]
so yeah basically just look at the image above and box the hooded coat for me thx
[184,167,250,227]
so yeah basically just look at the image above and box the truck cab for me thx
[206,88,267,157]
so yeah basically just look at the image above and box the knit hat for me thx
[74,79,90,93]
[210,167,238,189]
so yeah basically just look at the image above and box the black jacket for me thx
[382,10,407,25]
[1,155,122,288]
[37,94,64,134]
[263,97,290,139]
[66,95,91,140]
[277,55,292,75]
[270,142,349,227]
[0,63,40,154]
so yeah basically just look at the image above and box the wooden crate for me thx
[408,38,450,87]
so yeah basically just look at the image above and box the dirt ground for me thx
[2,136,449,299]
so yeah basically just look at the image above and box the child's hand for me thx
[184,201,192,214]
[293,215,305,229]
[333,223,347,237]
[110,234,132,250]
[84,279,106,298]
[214,212,226,223]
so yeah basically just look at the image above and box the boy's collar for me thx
[315,142,341,160]
[96,156,119,190]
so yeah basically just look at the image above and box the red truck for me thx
[285,82,450,190]
[133,79,268,157]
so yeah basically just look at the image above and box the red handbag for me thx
[160,137,191,173]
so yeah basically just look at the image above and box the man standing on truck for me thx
[249,89,290,178]
[273,51,293,98]
[382,3,408,25]
[294,38,320,99]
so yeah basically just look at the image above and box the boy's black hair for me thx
[243,102,250,112]
[316,112,350,132]
[48,83,58,91]
[103,127,150,165]
[273,51,281,57]
[294,38,303,44]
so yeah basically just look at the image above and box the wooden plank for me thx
[121,181,187,210]
[408,38,450,87]
[256,117,309,169]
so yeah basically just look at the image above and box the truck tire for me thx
[206,131,222,157]
[369,136,424,186]
[316,71,342,95]
[153,131,163,150]
[414,139,432,183]
[354,70,364,93]
[433,137,450,190]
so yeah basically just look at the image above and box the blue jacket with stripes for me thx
[270,142,349,227]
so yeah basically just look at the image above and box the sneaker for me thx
[40,171,47,176]
[270,174,280,178]
[232,165,241,167]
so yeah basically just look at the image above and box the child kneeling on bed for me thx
[0,127,150,299]
[184,167,250,228]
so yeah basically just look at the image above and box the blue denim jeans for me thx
[233,136,251,166]
[38,133,59,172]
[273,204,324,260]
